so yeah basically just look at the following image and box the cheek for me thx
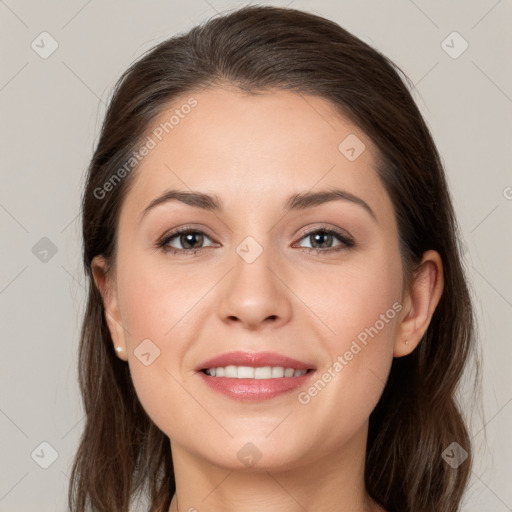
[303,249,403,347]
[117,252,203,340]
[117,271,191,438]
[115,254,214,437]
[295,251,402,427]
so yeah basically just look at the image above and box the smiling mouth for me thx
[201,366,314,379]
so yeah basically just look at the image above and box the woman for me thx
[68,5,476,511]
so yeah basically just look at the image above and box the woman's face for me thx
[97,87,408,470]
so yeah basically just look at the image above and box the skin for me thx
[93,87,444,512]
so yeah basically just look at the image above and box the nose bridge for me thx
[217,232,292,329]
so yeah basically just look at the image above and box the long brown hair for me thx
[69,5,477,511]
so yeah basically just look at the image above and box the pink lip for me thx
[196,351,315,372]
[196,351,316,402]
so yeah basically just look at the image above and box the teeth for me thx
[204,366,308,378]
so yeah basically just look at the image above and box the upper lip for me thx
[196,351,315,371]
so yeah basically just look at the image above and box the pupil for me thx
[312,231,332,248]
[182,232,203,249]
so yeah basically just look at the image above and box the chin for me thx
[193,435,314,473]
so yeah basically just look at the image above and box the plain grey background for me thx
[1,1,511,510]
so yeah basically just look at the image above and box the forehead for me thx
[121,87,392,222]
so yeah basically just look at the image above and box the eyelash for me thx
[156,226,355,256]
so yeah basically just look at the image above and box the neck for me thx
[168,423,383,512]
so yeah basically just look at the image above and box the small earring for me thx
[115,346,123,353]
[405,340,409,345]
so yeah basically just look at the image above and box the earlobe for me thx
[91,256,128,361]
[393,250,444,357]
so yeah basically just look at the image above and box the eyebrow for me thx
[140,187,377,222]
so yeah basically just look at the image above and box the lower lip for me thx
[197,370,315,402]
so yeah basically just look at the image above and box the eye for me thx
[157,228,216,255]
[157,226,355,256]
[294,227,355,253]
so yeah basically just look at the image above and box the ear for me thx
[394,250,444,357]
[91,255,128,361]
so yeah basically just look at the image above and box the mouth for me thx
[196,350,315,373]
[196,351,316,402]
[201,366,313,378]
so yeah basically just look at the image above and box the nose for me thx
[217,242,293,331]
